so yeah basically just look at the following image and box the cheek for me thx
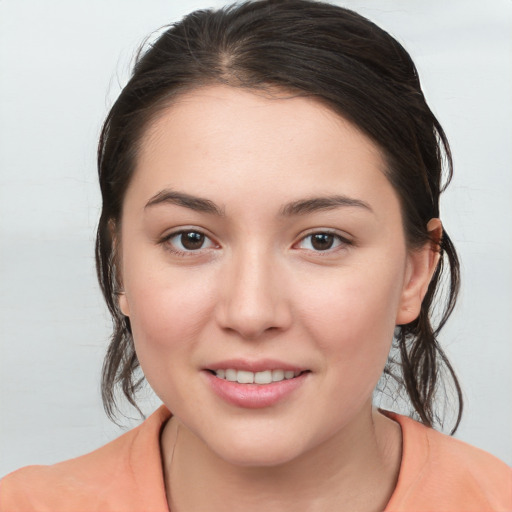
[124,269,217,365]
[295,258,405,376]
[124,271,220,409]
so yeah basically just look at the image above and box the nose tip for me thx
[215,255,291,340]
[222,301,284,340]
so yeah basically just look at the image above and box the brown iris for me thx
[310,233,335,251]
[180,231,205,250]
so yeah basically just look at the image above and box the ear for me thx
[119,293,130,317]
[395,218,442,325]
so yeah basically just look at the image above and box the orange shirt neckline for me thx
[2,405,511,511]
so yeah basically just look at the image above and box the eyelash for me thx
[160,229,352,256]
[295,230,352,254]
[160,229,217,256]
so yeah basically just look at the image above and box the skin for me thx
[118,85,441,511]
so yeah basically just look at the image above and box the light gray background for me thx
[1,0,511,477]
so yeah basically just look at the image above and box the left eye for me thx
[297,232,346,252]
[166,230,216,252]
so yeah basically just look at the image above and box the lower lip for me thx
[204,371,309,409]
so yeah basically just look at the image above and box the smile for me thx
[213,369,303,384]
[205,368,309,408]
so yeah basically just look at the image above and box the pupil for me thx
[311,233,334,251]
[181,232,204,250]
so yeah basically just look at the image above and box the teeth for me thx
[255,370,272,384]
[225,369,237,382]
[237,370,254,384]
[272,369,284,382]
[214,368,303,384]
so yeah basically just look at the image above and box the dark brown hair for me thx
[96,0,462,432]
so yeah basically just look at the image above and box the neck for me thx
[160,403,402,512]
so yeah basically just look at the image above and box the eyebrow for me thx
[145,189,225,216]
[279,195,373,216]
[144,189,372,217]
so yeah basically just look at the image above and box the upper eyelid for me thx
[297,228,353,242]
[159,230,218,257]
[159,228,215,246]
[161,226,214,241]
[293,230,353,251]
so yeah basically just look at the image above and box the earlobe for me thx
[118,293,130,317]
[396,218,442,325]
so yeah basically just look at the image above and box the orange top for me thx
[1,406,511,512]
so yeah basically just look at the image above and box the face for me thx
[118,85,434,466]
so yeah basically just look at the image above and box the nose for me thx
[215,246,292,340]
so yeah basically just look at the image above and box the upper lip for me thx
[205,358,309,373]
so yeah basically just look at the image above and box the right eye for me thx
[163,230,216,254]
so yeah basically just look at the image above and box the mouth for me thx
[204,367,310,408]
[204,359,310,408]
[207,368,308,384]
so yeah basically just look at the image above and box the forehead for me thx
[128,85,396,217]
[141,85,381,157]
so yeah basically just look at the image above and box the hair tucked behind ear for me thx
[384,230,462,434]
[96,0,463,431]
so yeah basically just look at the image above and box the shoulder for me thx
[384,412,512,512]
[0,406,171,512]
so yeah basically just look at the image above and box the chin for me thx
[216,441,304,468]
[202,423,314,468]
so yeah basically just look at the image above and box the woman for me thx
[1,1,510,510]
